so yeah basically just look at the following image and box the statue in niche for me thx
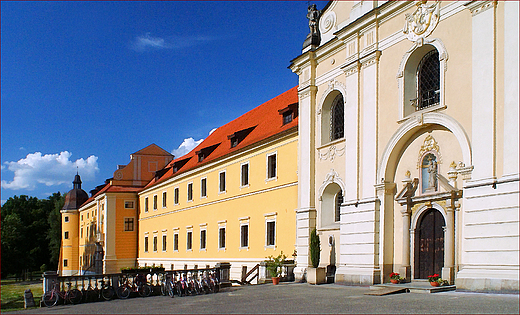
[422,153,438,193]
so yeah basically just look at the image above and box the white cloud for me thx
[130,33,217,52]
[171,138,204,158]
[1,151,99,190]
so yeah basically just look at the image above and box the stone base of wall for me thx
[456,277,519,293]
[335,272,380,285]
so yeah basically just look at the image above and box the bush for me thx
[310,228,320,268]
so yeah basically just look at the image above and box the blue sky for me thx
[1,1,328,203]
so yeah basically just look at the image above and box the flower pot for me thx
[272,277,280,285]
[390,279,400,284]
[430,281,440,287]
[307,267,326,285]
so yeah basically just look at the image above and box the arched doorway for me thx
[414,208,445,279]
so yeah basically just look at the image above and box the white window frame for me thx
[144,197,149,212]
[162,191,167,208]
[153,195,158,211]
[186,227,193,252]
[265,213,277,248]
[240,162,250,188]
[266,152,277,181]
[162,232,167,252]
[200,226,207,251]
[173,229,179,252]
[64,216,69,223]
[200,177,208,199]
[187,182,194,202]
[174,187,179,205]
[240,223,249,249]
[218,170,227,194]
[144,234,149,252]
[153,234,158,252]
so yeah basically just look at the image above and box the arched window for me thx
[330,94,344,141]
[335,190,343,222]
[417,50,440,110]
[421,153,438,193]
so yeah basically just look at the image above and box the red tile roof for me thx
[144,86,299,189]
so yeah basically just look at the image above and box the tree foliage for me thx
[309,228,320,268]
[1,193,64,277]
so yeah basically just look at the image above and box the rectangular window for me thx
[64,231,69,239]
[201,178,207,198]
[64,216,69,223]
[162,235,167,251]
[267,153,277,179]
[153,195,158,210]
[63,259,68,267]
[219,171,226,192]
[266,221,276,246]
[200,230,207,249]
[241,163,249,187]
[241,225,249,248]
[219,227,226,249]
[144,197,149,212]
[124,218,134,231]
[153,235,158,252]
[162,192,167,208]
[124,201,134,209]
[80,228,83,238]
[144,236,149,252]
[187,183,193,201]
[174,188,179,205]
[174,233,179,251]
[187,231,193,250]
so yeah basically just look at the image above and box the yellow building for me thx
[138,87,299,280]
[60,144,174,275]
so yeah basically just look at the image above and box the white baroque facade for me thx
[290,0,518,292]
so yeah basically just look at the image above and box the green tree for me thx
[46,193,65,270]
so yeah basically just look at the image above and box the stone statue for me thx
[307,4,320,35]
[303,4,321,49]
[427,156,437,189]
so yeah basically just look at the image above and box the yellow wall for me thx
[61,210,79,275]
[138,132,298,268]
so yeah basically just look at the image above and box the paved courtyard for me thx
[10,282,519,314]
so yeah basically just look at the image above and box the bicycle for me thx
[100,278,115,300]
[116,273,151,298]
[42,281,82,307]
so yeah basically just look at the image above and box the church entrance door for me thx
[415,208,445,279]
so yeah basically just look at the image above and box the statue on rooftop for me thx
[303,4,322,50]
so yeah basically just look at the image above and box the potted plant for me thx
[266,252,287,285]
[389,272,403,284]
[428,274,442,287]
[307,228,326,284]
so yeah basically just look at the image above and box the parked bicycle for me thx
[116,273,151,298]
[42,281,82,307]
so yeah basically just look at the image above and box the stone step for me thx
[369,282,456,294]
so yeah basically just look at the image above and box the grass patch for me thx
[1,280,43,312]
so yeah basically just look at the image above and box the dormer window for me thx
[171,157,191,173]
[278,102,298,125]
[195,143,220,163]
[227,126,256,149]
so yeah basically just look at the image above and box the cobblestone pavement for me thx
[10,282,520,314]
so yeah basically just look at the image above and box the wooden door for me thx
[415,209,445,279]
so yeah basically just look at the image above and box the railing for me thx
[42,264,230,300]
[241,264,259,285]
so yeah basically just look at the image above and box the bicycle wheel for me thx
[167,281,175,298]
[42,291,58,307]
[101,286,115,300]
[116,286,130,299]
[175,282,184,297]
[139,284,151,297]
[68,289,83,304]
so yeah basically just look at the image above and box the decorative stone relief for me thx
[320,169,346,194]
[403,1,440,42]
[417,135,442,169]
[318,145,346,162]
[320,11,336,34]
[114,170,123,180]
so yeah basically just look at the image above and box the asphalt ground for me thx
[9,282,519,314]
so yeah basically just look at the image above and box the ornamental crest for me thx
[403,1,440,42]
[417,135,442,169]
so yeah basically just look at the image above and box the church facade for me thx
[290,0,518,291]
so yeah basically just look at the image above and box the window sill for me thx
[318,223,340,231]
[317,137,345,151]
[398,103,446,124]
[264,245,276,250]
[239,246,249,251]
[265,177,277,183]
[199,248,207,252]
